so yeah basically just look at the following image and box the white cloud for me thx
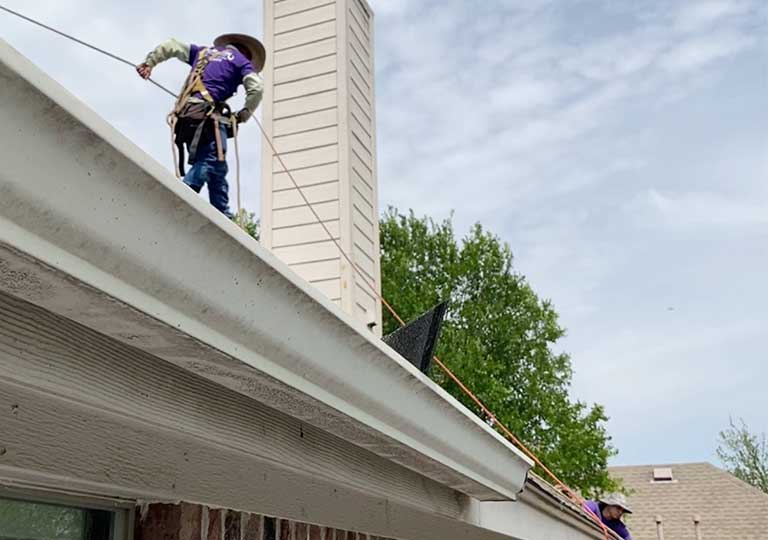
[674,0,755,33]
[375,0,762,234]
[573,324,761,416]
[660,31,754,72]
[634,189,768,228]
[570,318,767,462]
[488,77,564,114]
[559,28,669,82]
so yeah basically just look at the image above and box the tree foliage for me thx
[380,208,618,496]
[717,417,768,493]
[235,210,259,240]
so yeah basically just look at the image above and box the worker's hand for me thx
[235,109,251,124]
[136,63,152,80]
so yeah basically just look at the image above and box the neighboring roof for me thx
[610,462,768,540]
[0,37,533,502]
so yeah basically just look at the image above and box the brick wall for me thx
[135,503,395,540]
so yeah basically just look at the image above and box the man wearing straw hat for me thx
[137,34,265,218]
[584,492,633,539]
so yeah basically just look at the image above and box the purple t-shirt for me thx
[584,500,632,539]
[187,44,254,103]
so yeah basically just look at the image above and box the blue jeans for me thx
[183,123,231,218]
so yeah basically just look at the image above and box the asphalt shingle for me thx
[609,462,768,540]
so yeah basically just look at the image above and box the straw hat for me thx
[214,33,266,72]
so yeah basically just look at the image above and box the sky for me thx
[1,0,766,468]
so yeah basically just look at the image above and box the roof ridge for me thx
[608,461,712,469]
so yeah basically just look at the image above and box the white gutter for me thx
[0,38,533,501]
[465,476,616,540]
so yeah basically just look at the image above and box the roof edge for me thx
[0,37,533,501]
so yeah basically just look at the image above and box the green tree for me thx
[235,210,259,240]
[717,417,768,493]
[380,208,618,496]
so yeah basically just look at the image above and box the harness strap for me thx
[213,117,224,162]
[167,114,185,178]
[177,141,186,176]
[172,47,223,115]
[168,47,230,176]
[187,120,208,165]
[232,115,243,226]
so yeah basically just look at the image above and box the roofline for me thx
[609,461,713,469]
[612,462,768,499]
[0,37,533,501]
[462,474,621,540]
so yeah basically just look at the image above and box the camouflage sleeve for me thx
[144,39,191,68]
[241,72,264,120]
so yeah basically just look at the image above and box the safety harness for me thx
[166,47,235,178]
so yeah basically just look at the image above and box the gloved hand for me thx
[136,63,152,79]
[235,109,251,124]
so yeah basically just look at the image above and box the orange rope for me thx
[256,120,612,540]
[433,355,611,539]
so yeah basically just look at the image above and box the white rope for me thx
[232,116,243,225]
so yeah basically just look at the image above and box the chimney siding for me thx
[262,0,382,335]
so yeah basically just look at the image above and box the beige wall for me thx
[261,0,382,335]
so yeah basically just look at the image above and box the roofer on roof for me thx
[583,493,633,539]
[136,34,265,218]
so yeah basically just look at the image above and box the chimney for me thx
[655,515,665,540]
[261,0,382,335]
